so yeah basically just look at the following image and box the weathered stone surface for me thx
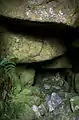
[0,58,42,120]
[34,72,77,120]
[16,66,35,87]
[42,56,72,68]
[36,72,69,93]
[0,32,66,63]
[0,0,78,26]
[70,96,79,115]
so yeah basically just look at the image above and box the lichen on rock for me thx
[0,32,66,63]
[0,0,78,26]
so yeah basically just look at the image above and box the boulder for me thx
[0,0,78,26]
[70,96,79,115]
[0,32,66,63]
[16,66,35,87]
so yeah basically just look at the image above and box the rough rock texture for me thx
[0,58,42,120]
[36,72,70,93]
[33,72,77,120]
[42,56,72,68]
[0,32,66,63]
[0,0,78,26]
[70,96,79,115]
[16,66,35,87]
[0,57,78,120]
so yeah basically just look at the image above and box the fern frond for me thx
[0,57,21,94]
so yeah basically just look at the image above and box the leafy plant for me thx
[0,57,21,120]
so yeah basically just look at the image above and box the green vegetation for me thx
[0,57,41,120]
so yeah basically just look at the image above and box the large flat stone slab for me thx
[0,31,66,63]
[0,0,78,26]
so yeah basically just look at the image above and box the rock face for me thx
[0,31,66,63]
[70,96,79,115]
[0,0,78,26]
[16,66,35,87]
[0,57,78,120]
[0,58,42,120]
[33,72,77,120]
[0,0,78,120]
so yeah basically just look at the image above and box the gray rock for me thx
[32,105,41,118]
[44,84,51,89]
[36,72,69,94]
[70,96,79,115]
[16,66,35,87]
[0,0,78,26]
[31,72,78,120]
[0,32,66,63]
[38,103,47,116]
[46,92,62,112]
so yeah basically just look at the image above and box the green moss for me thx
[0,58,42,120]
[70,96,79,115]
